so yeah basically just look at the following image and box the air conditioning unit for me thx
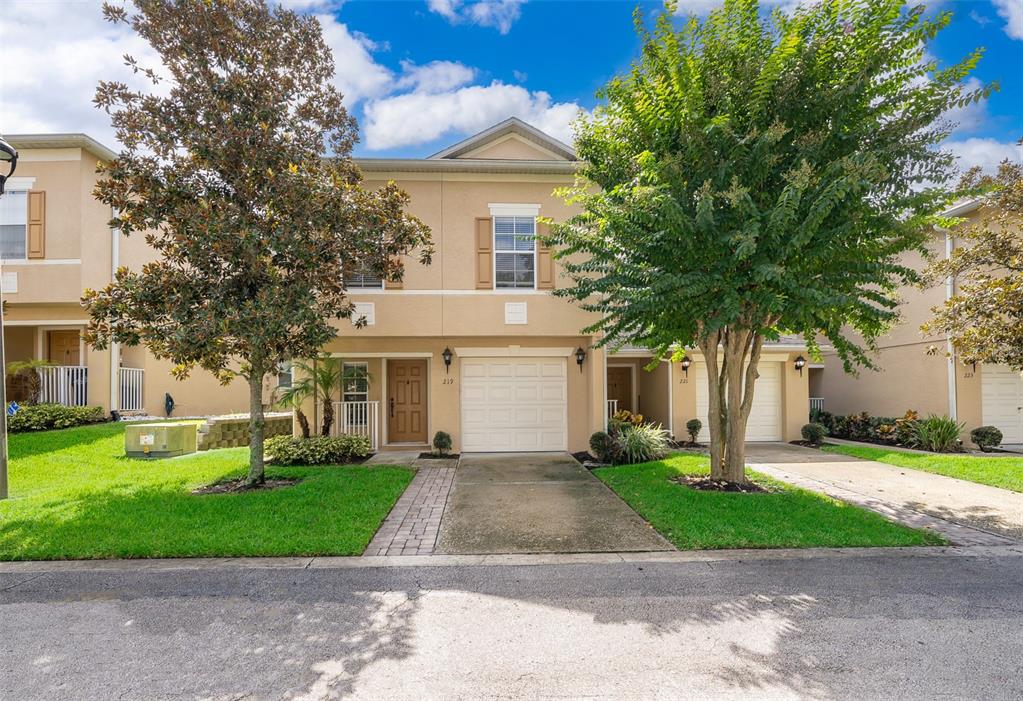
[125,422,198,459]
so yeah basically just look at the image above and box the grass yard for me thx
[0,422,413,560]
[594,453,945,550]
[823,444,1023,493]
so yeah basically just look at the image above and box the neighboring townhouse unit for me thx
[2,134,249,417]
[313,118,810,453]
[2,120,810,449]
[816,198,1023,443]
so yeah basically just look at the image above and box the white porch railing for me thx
[810,397,824,412]
[120,367,145,411]
[38,365,88,407]
[607,399,619,420]
[332,400,380,452]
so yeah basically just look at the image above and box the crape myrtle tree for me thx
[923,161,1023,370]
[84,0,432,485]
[547,0,987,482]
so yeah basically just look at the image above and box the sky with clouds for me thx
[1,0,1021,174]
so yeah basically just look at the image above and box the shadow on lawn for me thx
[7,422,125,460]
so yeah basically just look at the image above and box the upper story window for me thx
[494,215,536,289]
[276,361,293,389]
[0,190,27,260]
[346,270,384,289]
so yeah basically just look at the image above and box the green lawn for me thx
[823,444,1023,493]
[0,423,413,560]
[594,453,945,550]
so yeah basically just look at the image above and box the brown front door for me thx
[388,359,428,443]
[607,366,633,414]
[48,330,81,365]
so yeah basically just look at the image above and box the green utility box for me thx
[125,423,198,459]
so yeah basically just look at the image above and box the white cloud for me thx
[945,138,1023,174]
[395,61,476,93]
[427,0,525,34]
[315,15,394,104]
[363,81,582,150]
[992,0,1023,39]
[944,77,988,135]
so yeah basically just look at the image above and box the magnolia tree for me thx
[84,0,432,485]
[548,0,986,481]
[923,161,1023,369]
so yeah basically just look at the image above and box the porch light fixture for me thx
[680,355,692,377]
[0,136,17,195]
[794,355,807,377]
[575,347,586,372]
[442,346,453,374]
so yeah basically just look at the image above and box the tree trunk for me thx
[320,397,334,437]
[245,369,266,486]
[701,327,766,484]
[296,409,310,439]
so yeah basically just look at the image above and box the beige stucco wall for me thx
[460,134,567,161]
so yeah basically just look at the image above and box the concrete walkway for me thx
[436,453,673,554]
[747,443,1023,544]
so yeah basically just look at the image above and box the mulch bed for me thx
[571,451,597,465]
[417,452,460,460]
[192,477,301,495]
[788,440,836,449]
[671,475,773,493]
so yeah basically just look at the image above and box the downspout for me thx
[109,207,120,412]
[944,229,957,421]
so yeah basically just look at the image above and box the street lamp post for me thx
[0,135,19,500]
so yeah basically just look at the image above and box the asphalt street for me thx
[2,550,1022,700]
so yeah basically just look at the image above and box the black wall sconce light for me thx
[442,347,453,374]
[680,354,692,377]
[575,347,586,372]
[794,355,807,377]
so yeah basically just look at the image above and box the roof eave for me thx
[3,133,118,163]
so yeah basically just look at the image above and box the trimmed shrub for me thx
[432,430,453,455]
[800,422,827,446]
[7,403,106,433]
[265,434,371,466]
[912,415,965,452]
[589,431,619,464]
[618,422,670,464]
[894,410,919,446]
[685,418,702,444]
[970,425,1003,452]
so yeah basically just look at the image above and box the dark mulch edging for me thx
[571,451,597,465]
[671,475,774,494]
[192,477,301,495]
[788,440,839,449]
[417,452,460,460]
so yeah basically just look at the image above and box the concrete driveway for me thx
[746,442,1023,540]
[436,453,672,555]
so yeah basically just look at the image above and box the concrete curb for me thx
[1,543,1021,574]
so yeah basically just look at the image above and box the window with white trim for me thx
[276,361,293,389]
[0,191,27,260]
[341,362,369,402]
[494,215,536,289]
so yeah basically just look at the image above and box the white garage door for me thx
[695,361,783,442]
[982,364,1023,443]
[461,358,568,452]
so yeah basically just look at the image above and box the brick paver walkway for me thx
[364,459,457,556]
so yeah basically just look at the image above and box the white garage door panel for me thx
[694,362,783,442]
[461,358,568,452]
[982,364,1023,443]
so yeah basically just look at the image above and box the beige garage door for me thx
[460,358,568,452]
[694,361,783,442]
[982,364,1023,443]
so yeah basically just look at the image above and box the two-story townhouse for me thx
[816,198,1023,444]
[311,118,811,454]
[2,134,249,417]
[2,120,811,450]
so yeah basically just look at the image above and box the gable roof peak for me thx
[428,117,576,161]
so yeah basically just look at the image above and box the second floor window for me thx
[0,190,27,260]
[494,215,535,289]
[346,270,384,289]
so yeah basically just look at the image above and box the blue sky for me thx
[2,0,1021,171]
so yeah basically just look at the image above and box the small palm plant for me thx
[275,378,313,439]
[289,355,372,436]
[6,359,53,404]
